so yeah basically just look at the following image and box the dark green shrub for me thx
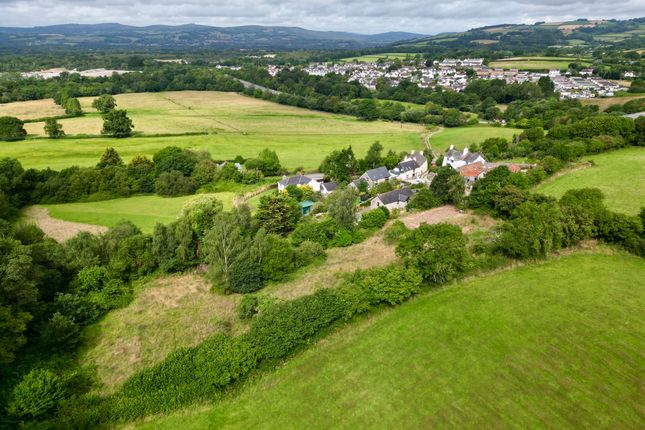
[155,171,197,197]
[247,288,346,362]
[396,223,468,285]
[359,208,389,230]
[8,369,67,419]
[228,260,265,293]
[290,218,338,247]
[294,240,325,267]
[262,235,297,282]
[407,188,441,211]
[343,265,423,309]
[54,293,100,325]
[41,312,80,352]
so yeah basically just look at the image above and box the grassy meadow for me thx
[489,56,591,70]
[0,91,423,171]
[427,126,520,152]
[43,193,234,233]
[536,147,645,215]
[338,52,417,62]
[136,250,645,429]
[580,95,645,111]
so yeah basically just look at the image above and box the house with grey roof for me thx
[350,166,391,190]
[320,181,339,196]
[390,150,428,180]
[442,145,487,170]
[277,174,320,193]
[370,188,415,211]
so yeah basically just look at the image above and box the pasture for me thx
[580,95,645,111]
[42,193,234,234]
[136,250,645,429]
[338,52,418,63]
[427,125,520,153]
[489,56,591,70]
[0,91,423,171]
[535,147,645,215]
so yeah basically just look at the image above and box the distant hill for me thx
[392,17,645,52]
[0,23,425,51]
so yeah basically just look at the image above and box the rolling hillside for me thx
[0,23,424,51]
[136,250,645,429]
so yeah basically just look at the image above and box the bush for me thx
[237,295,260,319]
[228,260,265,293]
[359,208,389,230]
[41,312,80,351]
[0,116,27,141]
[155,171,197,197]
[290,218,338,247]
[54,293,100,325]
[383,220,408,245]
[262,235,297,282]
[396,223,468,285]
[407,188,441,211]
[8,369,67,419]
[76,265,110,293]
[343,265,422,308]
[294,240,325,267]
[247,288,346,362]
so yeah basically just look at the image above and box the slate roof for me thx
[377,188,414,205]
[322,181,339,192]
[363,166,391,182]
[408,151,427,167]
[279,174,313,187]
[396,159,420,173]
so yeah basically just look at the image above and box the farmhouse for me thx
[459,162,487,183]
[390,150,428,180]
[350,166,391,190]
[278,174,321,192]
[370,188,414,211]
[442,145,487,169]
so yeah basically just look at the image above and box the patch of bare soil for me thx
[23,206,108,242]
[399,205,497,234]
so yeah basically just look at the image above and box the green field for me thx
[0,91,422,171]
[137,251,645,429]
[338,52,418,63]
[536,147,645,215]
[43,193,234,233]
[427,126,520,153]
[489,56,591,70]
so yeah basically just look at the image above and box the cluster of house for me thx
[550,74,626,99]
[277,151,430,212]
[258,57,629,99]
[277,145,536,213]
[298,59,481,92]
[442,145,534,192]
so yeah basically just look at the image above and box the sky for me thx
[0,0,643,34]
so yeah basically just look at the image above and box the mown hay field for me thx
[0,91,423,171]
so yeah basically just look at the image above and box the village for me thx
[276,58,628,99]
[276,144,533,215]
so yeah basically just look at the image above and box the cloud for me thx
[0,0,642,34]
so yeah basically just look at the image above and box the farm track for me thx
[23,206,108,242]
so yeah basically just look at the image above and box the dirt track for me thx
[23,206,108,242]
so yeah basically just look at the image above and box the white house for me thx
[390,151,428,180]
[277,174,321,192]
[350,166,391,190]
[320,181,339,196]
[442,145,487,170]
[370,188,414,211]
